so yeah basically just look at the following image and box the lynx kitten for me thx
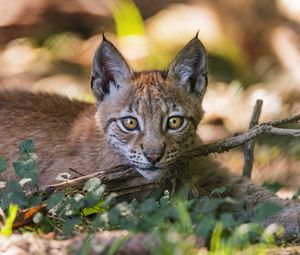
[0,35,299,240]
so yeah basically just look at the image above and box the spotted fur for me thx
[98,69,203,180]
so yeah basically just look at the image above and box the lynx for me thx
[0,35,299,240]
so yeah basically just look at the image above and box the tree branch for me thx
[180,113,300,160]
[243,99,263,177]
[27,113,299,197]
[270,113,300,126]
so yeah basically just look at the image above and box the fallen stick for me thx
[25,113,299,197]
[242,99,263,177]
[45,165,137,191]
[180,113,300,160]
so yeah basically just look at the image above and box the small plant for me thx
[0,140,287,254]
[0,204,18,237]
[13,139,38,188]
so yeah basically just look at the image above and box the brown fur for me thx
[0,90,126,186]
[0,37,299,240]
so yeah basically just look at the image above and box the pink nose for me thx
[141,143,165,165]
[144,153,162,164]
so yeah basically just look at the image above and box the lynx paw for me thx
[265,206,300,242]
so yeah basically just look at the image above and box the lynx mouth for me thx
[141,166,160,171]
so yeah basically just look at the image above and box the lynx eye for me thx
[121,117,139,131]
[167,116,184,130]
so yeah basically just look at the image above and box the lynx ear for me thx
[168,37,208,100]
[91,37,132,102]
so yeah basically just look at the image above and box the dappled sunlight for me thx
[31,74,88,99]
[277,0,300,23]
[43,32,84,61]
[119,35,150,70]
[201,81,285,132]
[271,27,300,81]
[1,39,38,75]
[146,3,223,48]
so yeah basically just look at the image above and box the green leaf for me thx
[83,177,101,192]
[12,140,38,187]
[211,186,226,195]
[120,217,135,230]
[19,139,35,154]
[1,181,28,209]
[210,223,223,252]
[199,196,223,213]
[262,182,281,193]
[0,157,7,173]
[70,196,85,213]
[140,198,158,214]
[82,200,105,216]
[175,200,192,234]
[29,194,42,206]
[93,213,109,228]
[13,158,38,186]
[55,172,71,182]
[103,193,117,207]
[148,188,162,200]
[110,0,144,37]
[219,213,236,228]
[108,208,120,226]
[46,192,65,209]
[195,215,216,238]
[84,192,101,207]
[253,202,282,223]
[0,204,18,237]
[62,217,80,236]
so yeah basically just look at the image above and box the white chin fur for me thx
[135,168,166,181]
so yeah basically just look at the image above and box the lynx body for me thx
[0,36,299,240]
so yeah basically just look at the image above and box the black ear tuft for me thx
[168,37,208,101]
[91,38,132,102]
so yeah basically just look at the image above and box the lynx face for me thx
[91,36,208,180]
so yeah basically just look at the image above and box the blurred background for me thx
[0,0,299,196]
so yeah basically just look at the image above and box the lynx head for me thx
[91,35,208,180]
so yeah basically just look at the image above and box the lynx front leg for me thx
[183,156,300,241]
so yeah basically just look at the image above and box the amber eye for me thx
[121,117,139,131]
[168,116,184,130]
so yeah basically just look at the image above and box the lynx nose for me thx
[143,152,163,164]
[141,143,165,165]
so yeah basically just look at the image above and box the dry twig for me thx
[30,113,300,196]
[242,99,263,177]
[181,113,300,160]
